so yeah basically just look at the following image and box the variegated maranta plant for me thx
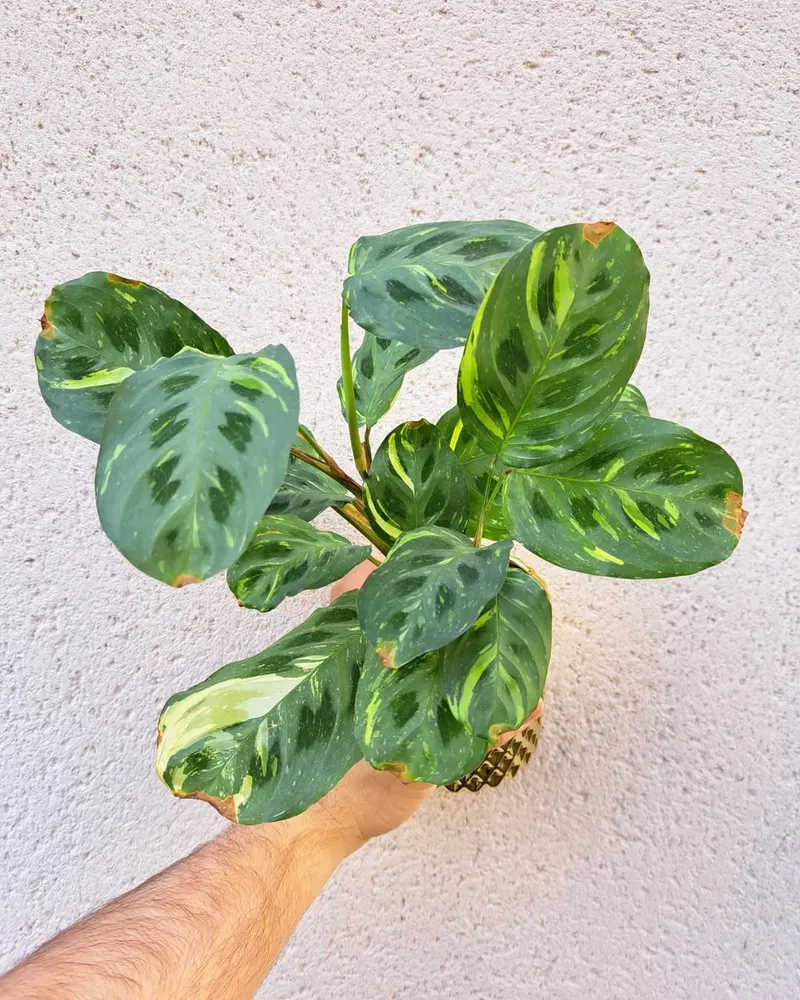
[35,220,747,823]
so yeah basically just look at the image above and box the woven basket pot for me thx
[445,713,542,793]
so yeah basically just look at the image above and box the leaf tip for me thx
[107,273,143,288]
[182,790,238,822]
[172,574,201,588]
[39,311,54,339]
[722,491,747,539]
[582,221,617,246]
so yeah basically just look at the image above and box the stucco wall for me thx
[2,1,798,996]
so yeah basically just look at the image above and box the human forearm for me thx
[3,812,357,1000]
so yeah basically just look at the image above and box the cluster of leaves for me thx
[36,220,745,824]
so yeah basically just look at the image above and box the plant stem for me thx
[339,299,369,479]
[363,426,372,471]
[289,447,363,498]
[334,502,389,554]
[297,424,324,457]
[473,458,502,548]
[366,553,383,567]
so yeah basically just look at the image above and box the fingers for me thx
[330,559,377,601]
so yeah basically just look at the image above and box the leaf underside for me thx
[156,592,365,824]
[344,220,541,349]
[96,346,299,585]
[35,272,233,443]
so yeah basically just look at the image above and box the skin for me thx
[2,562,541,1000]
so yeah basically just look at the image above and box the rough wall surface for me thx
[2,1,798,996]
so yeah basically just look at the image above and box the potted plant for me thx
[34,219,745,822]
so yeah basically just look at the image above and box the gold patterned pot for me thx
[445,709,543,793]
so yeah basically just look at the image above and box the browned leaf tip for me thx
[39,311,54,339]
[173,574,201,588]
[376,643,397,669]
[183,790,237,822]
[582,221,617,246]
[107,273,142,288]
[722,492,747,539]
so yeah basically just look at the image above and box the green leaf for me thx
[616,383,649,415]
[338,332,436,429]
[363,420,469,544]
[227,514,371,612]
[355,647,488,783]
[458,222,650,467]
[357,526,512,668]
[267,457,351,520]
[344,220,541,350]
[35,272,233,443]
[96,346,299,586]
[503,410,745,578]
[156,592,365,824]
[437,406,508,540]
[441,567,551,741]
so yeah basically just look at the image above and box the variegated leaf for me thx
[357,526,512,668]
[227,514,371,612]
[35,272,233,443]
[616,383,649,415]
[504,410,745,578]
[437,406,508,540]
[363,420,469,544]
[441,567,551,741]
[267,457,351,520]
[156,592,365,824]
[355,647,488,784]
[344,220,541,349]
[338,332,436,428]
[96,346,299,586]
[458,222,650,467]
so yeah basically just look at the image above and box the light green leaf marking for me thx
[355,647,488,784]
[458,223,650,467]
[363,420,469,545]
[157,593,366,824]
[503,410,744,578]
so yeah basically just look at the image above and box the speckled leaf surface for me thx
[504,410,745,578]
[615,383,649,415]
[344,220,541,349]
[267,457,351,520]
[96,346,299,586]
[458,222,650,467]
[35,272,233,443]
[357,526,512,668]
[363,420,469,544]
[338,331,436,428]
[227,514,370,612]
[441,567,551,740]
[156,593,365,824]
[355,647,488,784]
[437,406,508,540]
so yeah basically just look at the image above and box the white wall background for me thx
[2,1,798,996]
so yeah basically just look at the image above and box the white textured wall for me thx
[2,1,799,996]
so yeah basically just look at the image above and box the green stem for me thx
[334,502,389,554]
[340,299,369,478]
[297,424,324,457]
[363,426,372,471]
[366,553,382,568]
[473,458,502,548]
